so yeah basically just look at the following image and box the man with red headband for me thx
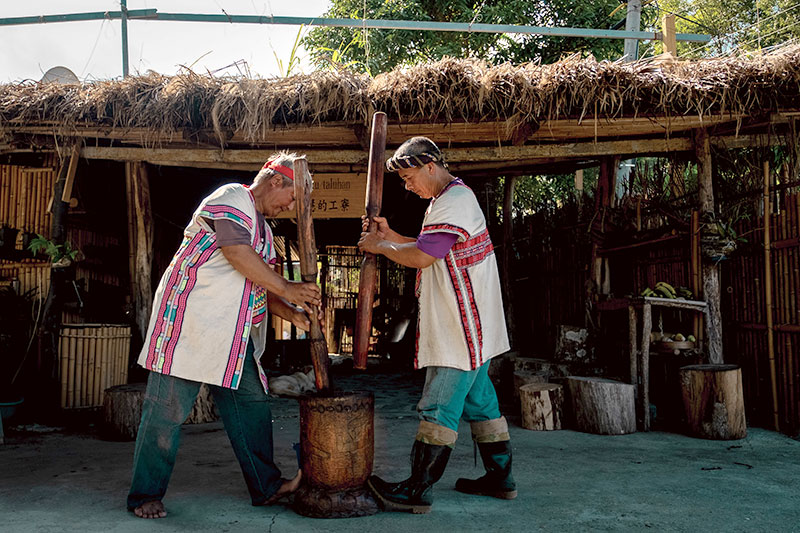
[127,151,321,519]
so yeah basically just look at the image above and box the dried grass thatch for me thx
[2,45,800,143]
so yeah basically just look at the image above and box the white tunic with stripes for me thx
[415,178,510,371]
[137,184,274,392]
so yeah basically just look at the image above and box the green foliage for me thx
[657,0,800,57]
[274,24,307,77]
[303,0,630,74]
[27,234,80,265]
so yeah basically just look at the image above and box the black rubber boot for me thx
[454,440,517,500]
[367,440,452,514]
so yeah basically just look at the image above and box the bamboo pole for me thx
[764,160,780,431]
[9,166,16,230]
[114,327,122,385]
[59,328,69,408]
[122,327,130,383]
[1,165,6,224]
[86,328,96,406]
[77,328,86,407]
[66,329,76,408]
[94,327,103,403]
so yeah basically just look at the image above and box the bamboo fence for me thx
[0,163,56,242]
[58,324,131,409]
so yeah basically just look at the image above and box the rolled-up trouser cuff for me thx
[470,416,510,443]
[416,420,458,447]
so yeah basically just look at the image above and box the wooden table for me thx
[597,296,708,431]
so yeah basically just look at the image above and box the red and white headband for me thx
[262,159,294,181]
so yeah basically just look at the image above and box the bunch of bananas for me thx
[640,282,692,300]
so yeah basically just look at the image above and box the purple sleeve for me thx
[416,232,460,259]
[210,218,252,247]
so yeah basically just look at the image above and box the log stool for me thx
[102,383,218,440]
[513,370,548,407]
[520,383,563,430]
[565,377,636,435]
[679,364,746,440]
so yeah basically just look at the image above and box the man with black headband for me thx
[127,151,321,519]
[359,137,516,514]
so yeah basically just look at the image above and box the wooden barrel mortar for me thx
[299,391,374,490]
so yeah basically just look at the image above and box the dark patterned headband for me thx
[385,151,448,172]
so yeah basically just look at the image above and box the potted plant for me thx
[700,211,747,262]
[27,234,82,268]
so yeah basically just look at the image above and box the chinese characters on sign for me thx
[277,173,366,219]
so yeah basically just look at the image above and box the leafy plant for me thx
[27,234,81,266]
[274,24,307,77]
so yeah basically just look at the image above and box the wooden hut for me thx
[2,46,800,432]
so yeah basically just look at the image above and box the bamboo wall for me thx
[0,161,56,242]
[725,191,800,434]
[58,324,131,408]
[0,160,57,300]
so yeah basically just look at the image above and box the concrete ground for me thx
[1,370,799,532]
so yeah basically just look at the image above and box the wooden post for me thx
[628,305,638,385]
[125,161,153,343]
[354,112,387,370]
[295,158,331,394]
[694,129,723,364]
[502,175,518,347]
[763,160,781,431]
[640,302,652,430]
[661,13,677,56]
[36,147,75,411]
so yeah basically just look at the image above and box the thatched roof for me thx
[2,45,800,144]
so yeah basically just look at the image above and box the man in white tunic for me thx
[358,137,516,514]
[127,152,321,519]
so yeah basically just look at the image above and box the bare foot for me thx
[134,500,167,519]
[262,469,302,505]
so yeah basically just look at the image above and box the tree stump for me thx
[102,382,218,440]
[102,384,145,440]
[513,370,548,407]
[520,383,563,431]
[185,384,218,424]
[566,376,636,435]
[679,364,746,440]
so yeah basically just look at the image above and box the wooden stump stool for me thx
[513,370,548,407]
[566,377,636,435]
[102,382,218,440]
[520,383,563,430]
[679,364,746,440]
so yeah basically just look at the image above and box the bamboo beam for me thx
[695,128,723,364]
[10,114,744,147]
[763,160,781,431]
[294,157,331,393]
[68,134,788,168]
[354,112,387,370]
[60,144,80,202]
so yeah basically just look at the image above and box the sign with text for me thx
[278,173,366,219]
